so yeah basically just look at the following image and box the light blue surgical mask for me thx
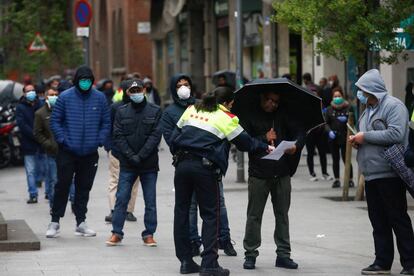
[130,93,145,103]
[25,90,36,102]
[47,96,58,107]
[357,90,368,105]
[79,79,92,91]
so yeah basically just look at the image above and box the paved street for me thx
[0,142,413,276]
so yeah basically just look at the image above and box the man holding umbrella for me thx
[232,78,323,270]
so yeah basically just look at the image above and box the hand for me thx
[284,145,297,155]
[349,132,364,148]
[328,130,336,140]
[267,145,275,153]
[337,115,348,123]
[130,155,141,166]
[266,128,277,145]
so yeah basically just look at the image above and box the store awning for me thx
[150,0,186,40]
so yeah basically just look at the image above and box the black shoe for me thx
[243,256,256,269]
[361,264,390,275]
[220,240,237,256]
[275,257,298,269]
[180,259,200,274]
[332,180,341,188]
[36,181,42,188]
[26,197,38,204]
[105,211,112,223]
[401,267,414,275]
[199,266,230,276]
[349,180,355,188]
[191,241,201,257]
[126,212,137,222]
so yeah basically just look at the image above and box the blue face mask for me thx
[357,90,368,105]
[130,93,145,103]
[79,79,92,91]
[25,91,36,102]
[47,96,58,107]
[333,97,344,105]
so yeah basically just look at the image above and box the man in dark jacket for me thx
[106,79,162,247]
[241,91,305,270]
[45,65,111,238]
[104,79,140,223]
[34,88,59,210]
[143,77,161,106]
[16,84,41,203]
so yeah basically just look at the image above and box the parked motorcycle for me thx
[0,104,22,168]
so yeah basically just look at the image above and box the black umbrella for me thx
[232,78,325,133]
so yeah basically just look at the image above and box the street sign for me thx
[399,14,414,50]
[75,0,92,27]
[76,27,89,37]
[28,33,48,52]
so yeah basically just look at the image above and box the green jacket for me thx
[34,104,58,156]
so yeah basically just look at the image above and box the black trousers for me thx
[174,158,220,268]
[51,149,99,225]
[330,142,353,179]
[365,177,414,269]
[306,132,328,175]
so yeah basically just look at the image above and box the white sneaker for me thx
[75,222,96,237]
[322,174,334,181]
[309,174,319,181]
[46,222,60,238]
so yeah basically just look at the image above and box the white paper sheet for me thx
[261,140,297,161]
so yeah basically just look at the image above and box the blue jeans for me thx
[24,155,37,198]
[112,170,157,238]
[44,156,57,208]
[189,180,230,243]
[35,152,47,183]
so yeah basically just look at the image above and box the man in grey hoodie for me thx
[349,69,414,275]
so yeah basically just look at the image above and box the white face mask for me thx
[177,85,191,100]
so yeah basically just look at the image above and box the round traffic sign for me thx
[75,0,92,27]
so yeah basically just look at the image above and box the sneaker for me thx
[45,222,60,238]
[220,239,237,256]
[180,259,200,274]
[275,257,298,269]
[143,235,157,247]
[349,180,355,188]
[332,180,341,188]
[106,234,122,246]
[243,256,256,269]
[75,222,96,237]
[401,268,414,275]
[361,264,390,275]
[309,173,318,182]
[26,197,38,204]
[322,173,334,181]
[199,266,230,276]
[126,212,137,222]
[104,211,112,223]
[191,240,201,257]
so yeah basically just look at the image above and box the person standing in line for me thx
[105,79,162,247]
[45,65,111,238]
[16,84,41,203]
[104,78,140,223]
[34,88,59,211]
[349,69,414,275]
[143,77,161,106]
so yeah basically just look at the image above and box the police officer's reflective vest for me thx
[112,88,123,102]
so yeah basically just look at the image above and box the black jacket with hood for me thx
[160,74,196,148]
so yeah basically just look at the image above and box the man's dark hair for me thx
[302,73,312,82]
[195,91,218,112]
[213,86,233,105]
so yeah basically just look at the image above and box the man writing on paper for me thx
[239,91,305,270]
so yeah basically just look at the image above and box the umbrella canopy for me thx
[232,78,325,133]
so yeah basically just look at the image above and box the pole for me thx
[83,36,89,66]
[342,112,354,201]
[235,0,245,183]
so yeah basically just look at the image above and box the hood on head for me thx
[73,65,95,92]
[355,69,387,101]
[169,73,194,105]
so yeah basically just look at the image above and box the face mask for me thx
[47,96,58,107]
[357,90,368,105]
[25,91,36,102]
[130,93,145,103]
[328,80,334,87]
[333,97,344,105]
[177,85,191,100]
[79,79,92,91]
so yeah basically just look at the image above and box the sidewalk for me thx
[0,144,412,275]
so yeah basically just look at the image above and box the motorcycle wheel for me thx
[11,146,23,166]
[0,142,12,169]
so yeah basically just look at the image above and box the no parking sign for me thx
[75,0,92,27]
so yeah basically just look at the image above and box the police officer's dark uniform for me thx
[171,104,269,275]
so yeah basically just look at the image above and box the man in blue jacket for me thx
[45,65,111,238]
[16,84,41,204]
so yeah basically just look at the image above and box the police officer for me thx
[170,89,273,276]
